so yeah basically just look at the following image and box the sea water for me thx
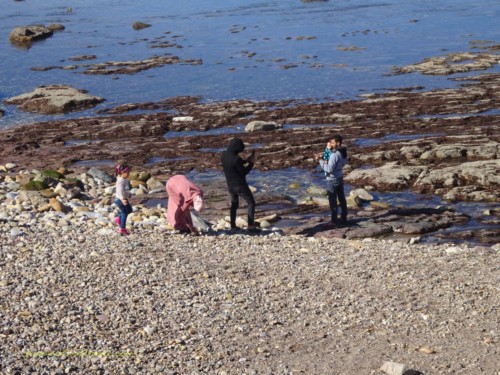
[1,0,499,127]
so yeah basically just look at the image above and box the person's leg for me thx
[337,181,348,222]
[124,203,133,226]
[326,180,338,223]
[229,187,239,229]
[239,185,256,227]
[115,200,127,229]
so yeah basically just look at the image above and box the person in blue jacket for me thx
[315,134,348,227]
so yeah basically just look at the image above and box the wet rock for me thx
[4,85,105,114]
[82,55,202,75]
[87,168,114,184]
[415,159,500,195]
[349,188,374,204]
[9,25,53,44]
[48,23,65,31]
[401,219,452,234]
[443,186,498,202]
[306,185,327,196]
[245,121,281,132]
[393,52,499,75]
[133,22,152,30]
[345,162,427,191]
[345,223,393,239]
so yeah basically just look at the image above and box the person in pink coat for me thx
[166,174,205,234]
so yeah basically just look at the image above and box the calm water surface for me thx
[1,0,499,127]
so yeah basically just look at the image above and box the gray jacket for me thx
[319,150,346,180]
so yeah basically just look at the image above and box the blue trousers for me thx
[115,199,133,229]
[326,178,347,223]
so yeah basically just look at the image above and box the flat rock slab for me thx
[345,224,393,239]
[4,85,104,114]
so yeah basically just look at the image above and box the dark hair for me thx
[115,164,130,176]
[332,134,343,144]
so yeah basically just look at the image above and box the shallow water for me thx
[185,167,500,244]
[1,0,500,127]
[355,132,446,147]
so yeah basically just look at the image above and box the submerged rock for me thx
[132,22,151,30]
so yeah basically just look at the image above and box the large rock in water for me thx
[9,25,53,43]
[345,162,427,191]
[4,85,105,114]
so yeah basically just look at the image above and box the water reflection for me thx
[164,124,245,139]
[145,156,191,165]
[70,159,115,168]
[355,133,446,147]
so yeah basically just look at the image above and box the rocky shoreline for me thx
[0,162,498,373]
[1,72,499,244]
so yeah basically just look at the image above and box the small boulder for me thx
[380,361,407,375]
[349,188,374,202]
[245,121,281,132]
[9,25,53,44]
[47,23,65,31]
[21,180,48,191]
[133,22,152,30]
[87,167,114,184]
[49,198,69,213]
[307,185,327,196]
[129,171,151,182]
[146,177,165,191]
[42,169,65,179]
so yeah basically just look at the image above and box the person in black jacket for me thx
[221,137,258,231]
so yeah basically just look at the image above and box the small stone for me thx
[419,346,436,354]
[10,227,24,237]
[380,361,407,375]
[143,325,155,336]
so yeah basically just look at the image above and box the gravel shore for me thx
[1,224,498,374]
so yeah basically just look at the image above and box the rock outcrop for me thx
[4,85,105,114]
[9,25,53,44]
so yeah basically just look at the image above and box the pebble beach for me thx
[1,223,499,374]
[1,164,499,374]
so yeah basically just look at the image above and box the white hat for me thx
[193,195,205,212]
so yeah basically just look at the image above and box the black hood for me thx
[226,137,245,154]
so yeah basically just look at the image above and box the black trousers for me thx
[326,178,347,223]
[228,184,255,227]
